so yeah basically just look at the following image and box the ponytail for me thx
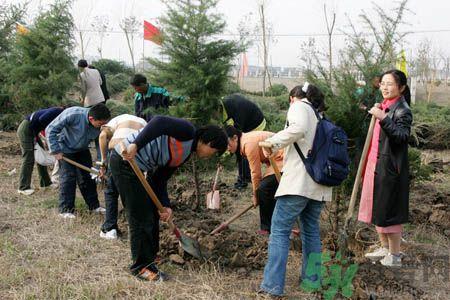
[289,83,326,112]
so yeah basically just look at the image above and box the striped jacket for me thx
[115,115,196,206]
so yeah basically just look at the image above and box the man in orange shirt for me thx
[225,126,283,235]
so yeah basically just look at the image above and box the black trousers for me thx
[109,150,160,274]
[59,149,99,213]
[101,157,122,232]
[236,152,251,185]
[256,174,279,232]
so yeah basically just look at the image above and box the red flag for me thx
[144,20,162,45]
[239,53,249,79]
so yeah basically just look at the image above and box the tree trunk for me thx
[260,4,268,97]
[324,4,336,88]
[124,30,135,73]
[79,31,85,59]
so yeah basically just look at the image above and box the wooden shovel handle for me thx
[128,158,166,213]
[209,158,280,235]
[344,115,376,224]
[259,141,281,182]
[62,156,99,175]
[211,165,221,191]
[268,157,281,182]
[119,142,165,213]
[125,156,180,235]
[210,203,254,235]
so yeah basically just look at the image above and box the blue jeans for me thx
[260,195,323,296]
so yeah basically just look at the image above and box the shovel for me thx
[339,115,376,251]
[121,148,203,259]
[210,156,281,235]
[206,165,222,209]
[62,156,101,178]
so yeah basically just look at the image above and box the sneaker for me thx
[380,253,402,267]
[92,207,106,214]
[41,183,59,190]
[233,182,248,190]
[100,229,118,240]
[364,247,389,261]
[137,268,169,282]
[17,189,35,196]
[49,183,59,189]
[59,212,76,219]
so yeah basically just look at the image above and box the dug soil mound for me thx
[158,181,268,272]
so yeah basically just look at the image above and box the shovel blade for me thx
[179,234,203,259]
[206,191,220,209]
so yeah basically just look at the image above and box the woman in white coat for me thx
[259,83,332,297]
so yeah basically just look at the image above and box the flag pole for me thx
[142,35,145,72]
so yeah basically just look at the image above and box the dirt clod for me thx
[169,254,185,265]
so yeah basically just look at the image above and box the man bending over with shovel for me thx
[98,114,147,239]
[46,103,111,219]
[225,125,284,235]
[110,115,228,282]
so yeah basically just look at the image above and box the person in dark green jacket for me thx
[130,74,170,122]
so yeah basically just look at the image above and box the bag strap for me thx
[293,142,307,164]
[288,100,320,163]
[301,100,321,121]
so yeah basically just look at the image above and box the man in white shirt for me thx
[98,114,147,239]
[78,59,105,107]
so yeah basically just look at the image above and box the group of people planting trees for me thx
[17,58,412,297]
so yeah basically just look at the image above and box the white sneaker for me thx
[59,212,76,219]
[18,189,35,196]
[364,247,389,260]
[380,253,402,267]
[100,229,118,240]
[93,207,106,214]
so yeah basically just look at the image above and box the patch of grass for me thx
[410,224,447,246]
[40,196,59,209]
[0,237,16,256]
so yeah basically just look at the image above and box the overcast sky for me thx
[9,0,450,67]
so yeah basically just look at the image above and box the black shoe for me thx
[234,182,248,190]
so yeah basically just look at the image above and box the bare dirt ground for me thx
[0,131,449,299]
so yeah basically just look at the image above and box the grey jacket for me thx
[80,68,105,107]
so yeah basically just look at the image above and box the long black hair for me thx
[289,83,326,112]
[380,69,411,105]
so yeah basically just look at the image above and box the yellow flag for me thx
[16,22,29,35]
[396,49,408,77]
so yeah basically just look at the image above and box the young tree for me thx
[120,16,139,73]
[2,0,76,115]
[91,15,110,59]
[323,3,336,87]
[255,0,275,96]
[0,2,27,58]
[149,0,243,209]
[148,0,243,125]
[0,2,27,128]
